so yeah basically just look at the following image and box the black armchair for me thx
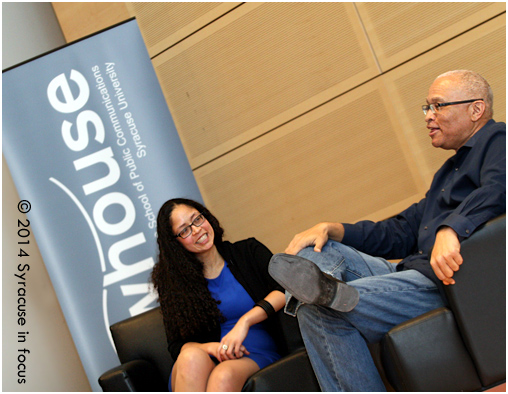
[382,214,506,391]
[98,305,321,391]
[99,215,505,392]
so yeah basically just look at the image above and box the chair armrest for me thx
[98,359,167,392]
[381,307,481,392]
[242,348,320,392]
[445,215,506,386]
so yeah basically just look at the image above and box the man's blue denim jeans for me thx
[285,241,445,392]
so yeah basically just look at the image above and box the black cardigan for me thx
[166,238,285,361]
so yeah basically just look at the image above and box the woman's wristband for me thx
[254,299,276,317]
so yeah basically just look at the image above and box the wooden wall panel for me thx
[51,2,506,253]
[356,2,506,71]
[194,79,420,252]
[152,2,379,168]
[125,2,241,57]
[52,2,129,42]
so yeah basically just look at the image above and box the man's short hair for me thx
[436,70,494,119]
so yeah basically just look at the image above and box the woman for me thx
[152,198,286,391]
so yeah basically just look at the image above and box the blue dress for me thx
[207,263,280,369]
[169,263,281,390]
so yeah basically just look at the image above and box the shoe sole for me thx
[269,253,359,312]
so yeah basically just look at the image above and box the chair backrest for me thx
[445,214,506,387]
[274,309,305,354]
[110,306,173,384]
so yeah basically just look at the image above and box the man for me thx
[269,70,506,391]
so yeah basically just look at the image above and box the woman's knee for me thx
[207,360,258,391]
[208,363,236,390]
[175,347,214,380]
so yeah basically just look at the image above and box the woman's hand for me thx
[217,318,250,362]
[217,291,285,362]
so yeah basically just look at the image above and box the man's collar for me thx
[461,119,495,150]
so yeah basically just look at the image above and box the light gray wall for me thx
[2,2,91,391]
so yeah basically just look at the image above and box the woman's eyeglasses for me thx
[175,214,206,239]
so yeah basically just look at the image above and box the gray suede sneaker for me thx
[269,253,359,312]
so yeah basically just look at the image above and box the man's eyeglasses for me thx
[175,214,206,239]
[422,99,483,115]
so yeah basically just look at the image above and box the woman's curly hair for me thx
[151,198,225,340]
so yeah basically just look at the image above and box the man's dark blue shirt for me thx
[342,119,506,296]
